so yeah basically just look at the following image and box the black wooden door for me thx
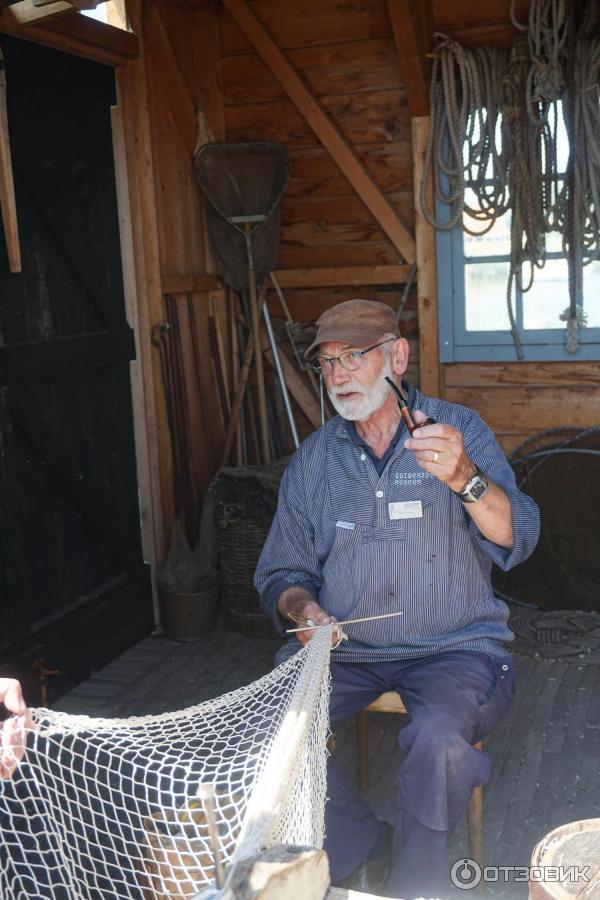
[0,36,153,702]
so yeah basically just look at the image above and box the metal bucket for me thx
[158,572,221,641]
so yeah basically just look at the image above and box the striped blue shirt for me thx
[254,386,540,663]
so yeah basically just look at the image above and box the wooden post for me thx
[228,288,243,464]
[111,103,161,618]
[387,0,440,397]
[412,116,441,397]
[0,49,21,274]
[116,0,169,568]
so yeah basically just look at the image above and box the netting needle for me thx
[285,610,403,634]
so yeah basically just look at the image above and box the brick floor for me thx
[55,621,600,899]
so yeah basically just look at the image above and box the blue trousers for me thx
[324,651,516,899]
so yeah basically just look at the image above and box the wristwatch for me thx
[454,465,489,503]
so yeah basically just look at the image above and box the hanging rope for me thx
[561,2,600,350]
[420,35,510,234]
[511,0,568,125]
[502,35,561,358]
[421,0,600,358]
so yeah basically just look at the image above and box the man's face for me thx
[318,337,394,421]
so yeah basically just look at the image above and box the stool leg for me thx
[467,741,485,875]
[467,784,484,869]
[356,710,369,792]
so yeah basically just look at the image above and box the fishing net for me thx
[0,628,332,899]
[194,142,291,296]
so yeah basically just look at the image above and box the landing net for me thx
[0,629,332,899]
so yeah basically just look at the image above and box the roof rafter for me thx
[387,0,432,118]
[222,0,416,264]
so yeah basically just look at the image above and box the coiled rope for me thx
[421,0,600,357]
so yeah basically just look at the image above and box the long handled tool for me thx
[0,48,21,273]
[285,610,403,634]
[262,301,299,449]
[226,287,244,464]
[242,220,270,462]
[195,142,293,463]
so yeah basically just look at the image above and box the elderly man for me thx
[254,298,540,898]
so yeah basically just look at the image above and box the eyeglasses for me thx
[310,338,395,376]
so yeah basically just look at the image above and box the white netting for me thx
[0,629,332,899]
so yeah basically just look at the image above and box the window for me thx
[436,113,600,362]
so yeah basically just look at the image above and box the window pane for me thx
[545,229,563,254]
[465,262,512,331]
[555,103,570,174]
[584,261,600,327]
[522,259,568,329]
[463,189,511,258]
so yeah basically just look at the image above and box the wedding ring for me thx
[433,451,439,463]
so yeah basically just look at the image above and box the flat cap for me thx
[304,298,400,359]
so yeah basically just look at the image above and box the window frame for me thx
[436,193,600,364]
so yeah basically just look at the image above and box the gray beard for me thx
[327,355,394,421]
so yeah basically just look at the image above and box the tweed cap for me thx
[304,298,400,359]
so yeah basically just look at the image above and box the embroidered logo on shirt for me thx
[393,471,433,487]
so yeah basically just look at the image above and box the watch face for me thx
[470,478,487,499]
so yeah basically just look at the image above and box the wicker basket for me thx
[217,518,276,637]
[212,463,287,639]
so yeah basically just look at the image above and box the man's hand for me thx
[278,587,341,648]
[404,411,514,549]
[403,410,475,493]
[0,679,31,780]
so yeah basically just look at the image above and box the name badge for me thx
[336,520,356,530]
[388,501,423,520]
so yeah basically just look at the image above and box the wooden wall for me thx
[122,0,599,559]
[119,0,233,547]
[219,0,419,388]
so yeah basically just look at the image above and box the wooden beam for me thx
[191,7,225,275]
[2,13,138,66]
[221,0,415,265]
[115,0,167,567]
[387,0,431,118]
[161,265,413,296]
[261,335,321,430]
[274,264,412,289]
[30,0,100,8]
[0,47,21,273]
[143,0,197,157]
[0,0,77,30]
[192,8,225,142]
[444,361,600,389]
[111,102,159,617]
[162,274,221,294]
[412,115,440,396]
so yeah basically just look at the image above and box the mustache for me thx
[328,383,364,398]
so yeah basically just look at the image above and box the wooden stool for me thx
[356,691,485,869]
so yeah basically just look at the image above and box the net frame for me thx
[194,142,291,295]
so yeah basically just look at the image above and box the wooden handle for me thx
[228,288,243,465]
[220,332,255,468]
[0,54,21,273]
[245,223,270,464]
